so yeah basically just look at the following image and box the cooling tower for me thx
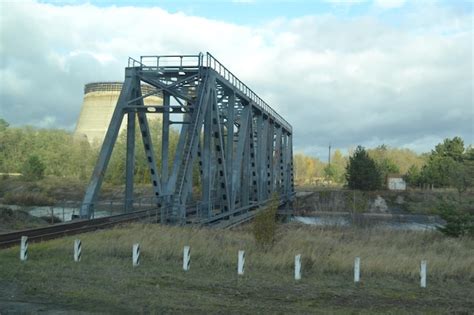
[74,82,162,145]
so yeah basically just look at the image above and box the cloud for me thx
[0,0,472,159]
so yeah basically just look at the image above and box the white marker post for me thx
[74,239,82,262]
[20,236,28,261]
[295,254,302,280]
[238,250,245,275]
[183,246,191,271]
[354,256,360,283]
[132,243,140,267]
[420,260,427,288]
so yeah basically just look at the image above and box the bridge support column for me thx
[125,111,135,213]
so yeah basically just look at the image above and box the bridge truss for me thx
[80,53,294,224]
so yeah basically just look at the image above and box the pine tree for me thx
[346,146,381,190]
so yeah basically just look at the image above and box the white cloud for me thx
[69,51,117,64]
[0,0,472,158]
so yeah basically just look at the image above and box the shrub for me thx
[437,203,474,237]
[3,192,55,206]
[253,194,279,250]
[22,155,46,180]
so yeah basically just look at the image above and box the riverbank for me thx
[0,177,154,206]
[294,187,474,215]
[292,211,444,231]
[0,223,472,313]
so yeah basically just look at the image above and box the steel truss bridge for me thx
[80,53,294,225]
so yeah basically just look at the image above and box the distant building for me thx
[74,82,162,145]
[387,175,407,190]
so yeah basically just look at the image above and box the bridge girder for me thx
[80,53,294,223]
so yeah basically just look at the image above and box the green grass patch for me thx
[0,223,473,313]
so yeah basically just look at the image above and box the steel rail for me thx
[0,208,159,249]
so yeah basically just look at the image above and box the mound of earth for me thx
[0,207,49,233]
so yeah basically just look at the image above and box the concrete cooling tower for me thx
[74,82,162,145]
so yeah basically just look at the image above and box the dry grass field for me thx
[0,223,473,313]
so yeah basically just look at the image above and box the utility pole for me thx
[328,143,332,166]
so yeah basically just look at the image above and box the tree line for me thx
[294,137,473,191]
[1,117,472,191]
[0,118,180,185]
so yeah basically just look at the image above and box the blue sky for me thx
[61,0,373,23]
[38,0,471,25]
[1,0,473,158]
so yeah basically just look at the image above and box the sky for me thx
[0,0,472,159]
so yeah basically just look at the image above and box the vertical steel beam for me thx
[210,86,231,213]
[230,105,250,208]
[161,92,170,192]
[288,132,294,197]
[125,111,136,212]
[241,126,250,208]
[226,92,235,209]
[168,112,189,195]
[266,120,274,199]
[255,114,263,202]
[201,90,213,217]
[258,115,268,203]
[274,126,282,192]
[249,113,258,202]
[282,132,288,198]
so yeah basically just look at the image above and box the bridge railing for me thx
[128,57,143,68]
[129,53,292,133]
[204,53,292,133]
[140,54,203,71]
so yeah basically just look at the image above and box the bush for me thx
[437,203,474,237]
[22,155,46,180]
[253,195,279,250]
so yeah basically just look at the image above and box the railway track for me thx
[0,208,159,249]
[1,201,293,249]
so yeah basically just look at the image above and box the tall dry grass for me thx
[47,223,474,280]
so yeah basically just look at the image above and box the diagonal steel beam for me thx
[80,68,137,218]
[139,75,195,104]
[136,87,163,199]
